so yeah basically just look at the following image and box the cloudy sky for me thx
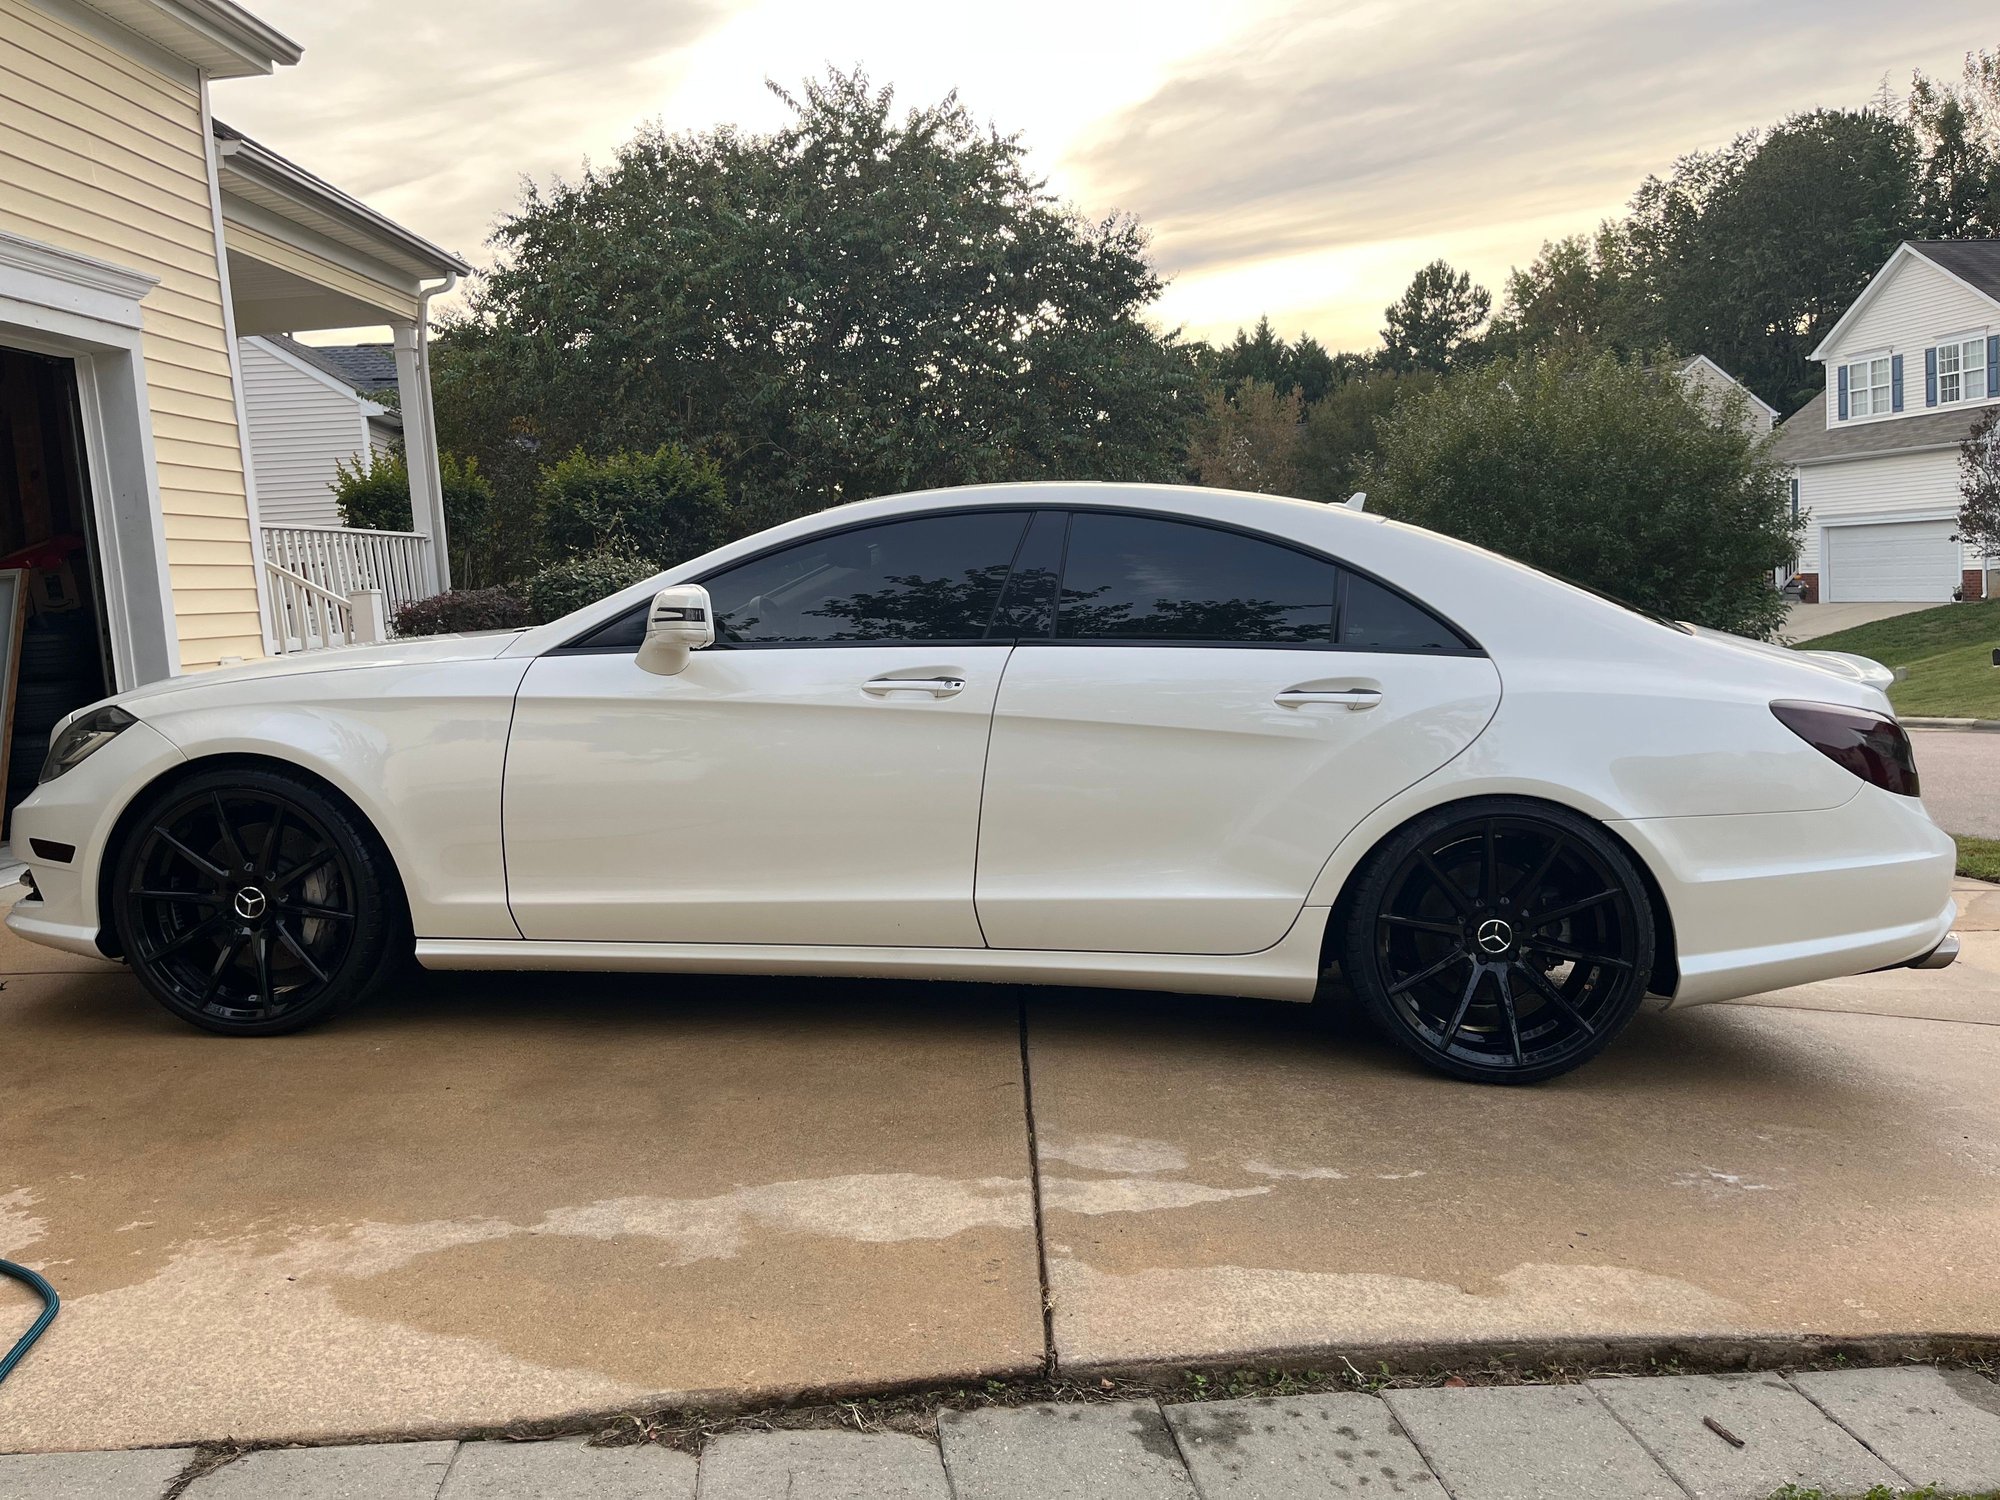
[215,0,1986,352]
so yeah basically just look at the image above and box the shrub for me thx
[332,449,414,531]
[1362,351,1800,639]
[523,547,660,624]
[392,586,532,638]
[536,445,733,567]
[331,451,500,588]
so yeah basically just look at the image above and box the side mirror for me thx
[637,584,715,676]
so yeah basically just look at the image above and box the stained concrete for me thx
[1789,1365,2000,1495]
[1025,983,2000,1368]
[0,949,1044,1451]
[6,882,2000,1455]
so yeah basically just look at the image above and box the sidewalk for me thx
[3,1364,1996,1498]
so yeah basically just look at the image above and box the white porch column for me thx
[392,320,449,593]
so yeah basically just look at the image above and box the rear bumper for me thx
[1612,784,1958,1008]
[1897,930,1959,971]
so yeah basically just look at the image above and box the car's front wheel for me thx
[1340,799,1655,1084]
[111,767,404,1036]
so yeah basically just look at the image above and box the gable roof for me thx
[1913,240,2000,303]
[1809,239,2000,362]
[1768,388,1983,465]
[1676,354,1780,418]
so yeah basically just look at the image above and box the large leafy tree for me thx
[1205,317,1350,404]
[1597,111,1918,412]
[436,71,1201,535]
[1186,379,1304,495]
[1362,352,1799,639]
[1379,260,1491,374]
[1909,47,2000,237]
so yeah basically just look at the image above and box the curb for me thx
[1902,717,2000,731]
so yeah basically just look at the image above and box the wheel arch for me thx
[1314,791,1680,999]
[93,752,412,960]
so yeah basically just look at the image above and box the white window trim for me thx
[1933,330,1991,407]
[0,230,180,689]
[1839,349,1896,422]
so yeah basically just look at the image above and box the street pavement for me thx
[5,1365,2000,1497]
[4,885,2000,1466]
[1913,728,2000,839]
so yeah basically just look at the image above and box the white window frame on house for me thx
[1843,352,1894,419]
[1934,333,1988,406]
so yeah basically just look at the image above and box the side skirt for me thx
[415,907,1330,1003]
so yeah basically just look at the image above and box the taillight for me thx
[1771,701,1920,797]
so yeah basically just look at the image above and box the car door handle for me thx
[862,676,966,699]
[1276,688,1382,711]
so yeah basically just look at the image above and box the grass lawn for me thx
[1803,599,2000,719]
[1958,834,2000,884]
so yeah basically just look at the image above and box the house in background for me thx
[1677,354,1777,437]
[1770,240,1999,604]
[1,0,467,830]
[238,334,399,529]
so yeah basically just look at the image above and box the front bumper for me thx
[5,717,185,958]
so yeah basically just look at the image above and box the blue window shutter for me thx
[1836,364,1848,419]
[1790,477,1799,521]
[1925,347,1938,406]
[1891,353,1904,411]
[1989,335,1999,396]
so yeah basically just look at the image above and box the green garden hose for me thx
[0,1259,57,1385]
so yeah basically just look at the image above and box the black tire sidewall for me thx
[1341,797,1656,1085]
[111,766,403,1036]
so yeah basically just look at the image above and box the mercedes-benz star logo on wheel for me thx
[1476,918,1512,955]
[233,888,268,921]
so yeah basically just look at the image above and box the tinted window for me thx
[1339,572,1466,651]
[1055,513,1335,644]
[987,510,1065,639]
[704,512,1028,644]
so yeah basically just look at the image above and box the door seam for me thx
[967,643,1016,948]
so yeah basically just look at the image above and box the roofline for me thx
[248,333,372,399]
[1677,354,1780,417]
[1783,441,1964,466]
[103,0,302,77]
[215,128,471,277]
[1808,241,2000,362]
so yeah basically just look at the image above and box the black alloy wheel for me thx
[112,768,401,1035]
[1341,800,1655,1084]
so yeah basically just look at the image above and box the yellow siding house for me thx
[0,0,465,725]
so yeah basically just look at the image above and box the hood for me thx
[1684,627,1897,694]
[108,631,524,712]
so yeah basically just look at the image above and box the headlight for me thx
[40,705,137,783]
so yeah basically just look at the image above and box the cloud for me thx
[1069,0,1984,343]
[213,0,725,266]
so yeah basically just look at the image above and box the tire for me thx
[109,766,406,1036]
[1340,798,1655,1085]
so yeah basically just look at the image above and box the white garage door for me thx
[1824,520,1959,602]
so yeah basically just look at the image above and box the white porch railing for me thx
[261,525,433,618]
[263,560,358,655]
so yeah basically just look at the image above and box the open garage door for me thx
[1824,520,1959,602]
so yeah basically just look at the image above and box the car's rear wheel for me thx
[111,767,403,1036]
[1341,800,1655,1084]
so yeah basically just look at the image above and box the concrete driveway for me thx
[4,885,1999,1454]
[1784,601,1937,641]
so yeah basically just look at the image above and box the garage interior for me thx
[0,345,114,846]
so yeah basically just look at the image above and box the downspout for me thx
[412,272,458,591]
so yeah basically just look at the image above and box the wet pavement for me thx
[3,885,1998,1453]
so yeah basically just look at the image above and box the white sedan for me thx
[7,483,1958,1083]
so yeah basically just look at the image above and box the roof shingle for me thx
[1769,388,1985,465]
